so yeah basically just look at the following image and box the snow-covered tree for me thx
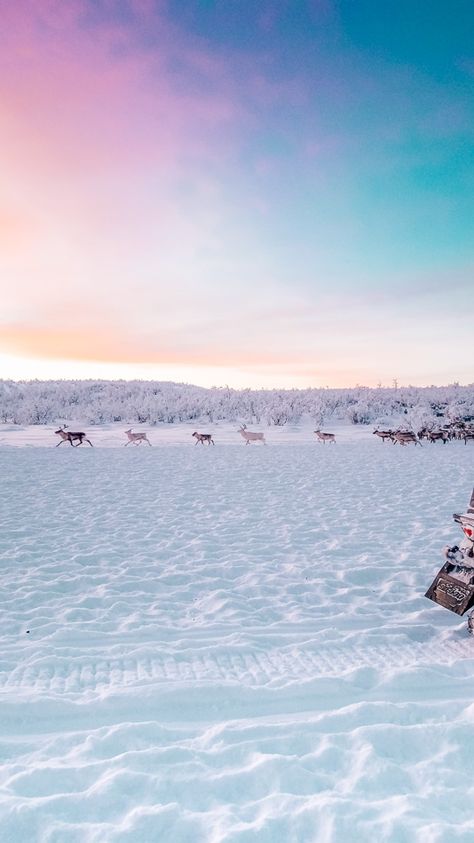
[0,379,473,427]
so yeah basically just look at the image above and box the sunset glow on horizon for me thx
[1,0,473,389]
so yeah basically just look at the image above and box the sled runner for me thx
[425,488,474,631]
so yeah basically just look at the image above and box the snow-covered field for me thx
[1,424,474,842]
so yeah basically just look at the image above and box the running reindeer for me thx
[314,430,336,444]
[373,429,394,443]
[238,424,266,445]
[391,431,422,447]
[426,430,449,444]
[192,432,215,445]
[124,429,152,446]
[55,426,93,447]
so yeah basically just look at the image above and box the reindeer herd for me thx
[53,420,474,448]
[373,421,474,446]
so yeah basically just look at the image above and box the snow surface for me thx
[1,423,474,842]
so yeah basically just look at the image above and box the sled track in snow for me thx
[1,639,474,696]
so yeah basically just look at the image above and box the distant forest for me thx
[1,380,473,428]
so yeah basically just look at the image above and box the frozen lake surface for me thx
[1,425,474,841]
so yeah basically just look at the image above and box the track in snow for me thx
[1,638,473,696]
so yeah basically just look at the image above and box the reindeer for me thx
[392,431,422,447]
[314,430,336,444]
[124,429,151,446]
[238,424,266,444]
[192,432,215,445]
[427,430,448,444]
[417,426,432,441]
[54,426,93,447]
[373,429,394,443]
[463,431,474,445]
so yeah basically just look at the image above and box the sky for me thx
[1,0,473,389]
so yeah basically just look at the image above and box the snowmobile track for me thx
[1,638,473,696]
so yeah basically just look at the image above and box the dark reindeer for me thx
[55,426,93,447]
[426,430,448,444]
[192,432,215,445]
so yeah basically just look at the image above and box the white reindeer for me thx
[238,424,266,445]
[124,429,151,446]
[55,425,93,447]
[314,430,336,444]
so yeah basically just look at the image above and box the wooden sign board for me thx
[425,563,474,616]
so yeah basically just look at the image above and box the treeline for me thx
[1,380,473,427]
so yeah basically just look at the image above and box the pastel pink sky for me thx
[1,0,473,387]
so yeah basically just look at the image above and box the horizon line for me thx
[1,378,472,392]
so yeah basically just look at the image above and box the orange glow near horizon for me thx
[1,350,471,392]
[0,352,331,390]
